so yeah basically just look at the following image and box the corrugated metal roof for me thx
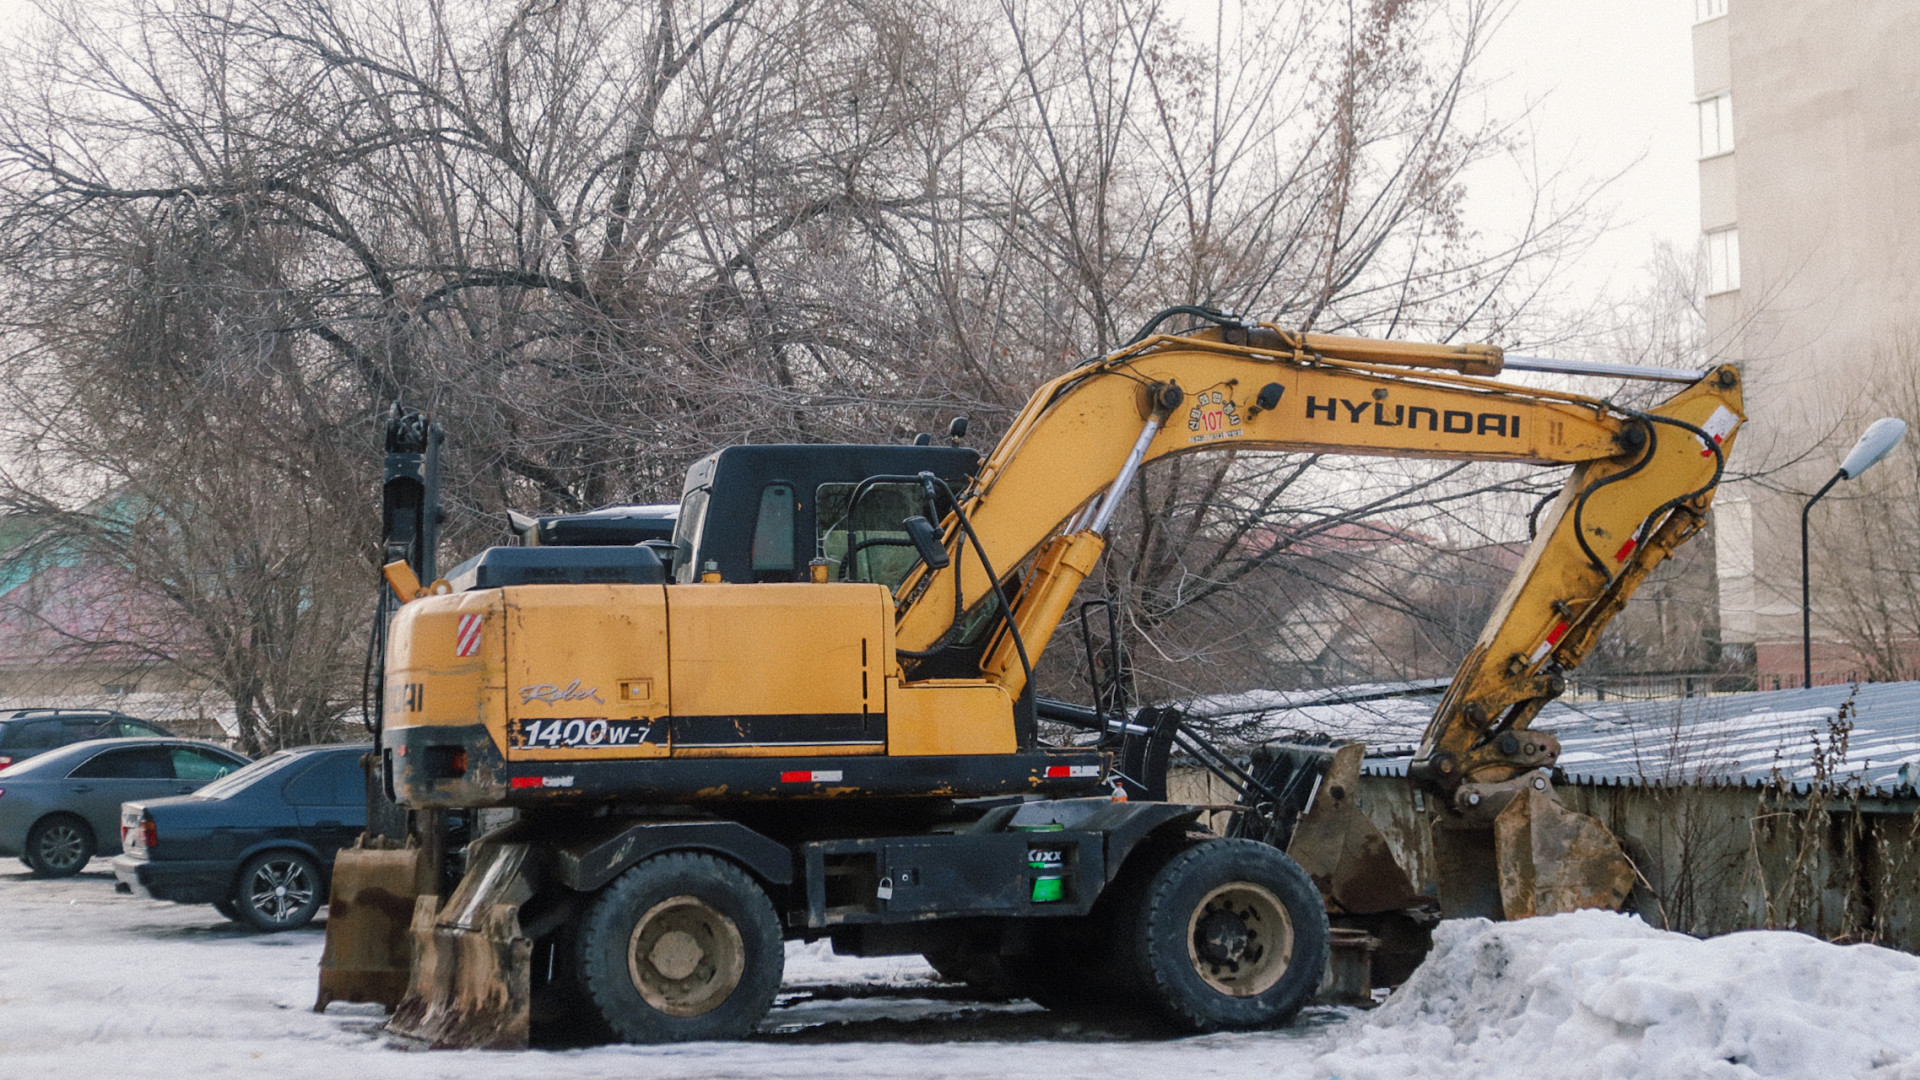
[1187,681,1920,798]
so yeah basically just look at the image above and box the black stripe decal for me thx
[668,713,885,746]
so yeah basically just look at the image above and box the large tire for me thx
[24,815,94,877]
[574,852,784,1043]
[1118,839,1328,1032]
[231,850,323,932]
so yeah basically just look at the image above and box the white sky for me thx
[0,0,1697,320]
[1469,0,1700,303]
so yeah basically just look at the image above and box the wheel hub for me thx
[1194,908,1253,965]
[627,895,746,1017]
[1185,882,1294,998]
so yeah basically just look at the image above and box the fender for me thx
[550,818,794,893]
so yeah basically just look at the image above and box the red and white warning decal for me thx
[1044,764,1103,779]
[1527,620,1573,665]
[509,774,574,789]
[454,613,483,658]
[780,770,843,783]
[1699,406,1741,457]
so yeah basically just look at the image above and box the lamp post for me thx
[1802,417,1908,688]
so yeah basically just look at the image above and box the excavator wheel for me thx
[1115,839,1329,1032]
[573,852,784,1043]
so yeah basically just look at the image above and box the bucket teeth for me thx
[387,895,532,1050]
[384,840,536,1050]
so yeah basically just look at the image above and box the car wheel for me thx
[232,851,323,932]
[1117,839,1329,1032]
[574,852,784,1043]
[24,815,95,878]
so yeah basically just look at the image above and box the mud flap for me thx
[386,841,535,1050]
[316,839,435,1012]
[1492,785,1635,919]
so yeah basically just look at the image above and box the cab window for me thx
[816,481,930,590]
[750,482,797,580]
[671,487,711,584]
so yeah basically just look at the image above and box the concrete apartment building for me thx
[1695,0,1920,686]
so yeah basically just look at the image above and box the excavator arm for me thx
[893,319,1742,918]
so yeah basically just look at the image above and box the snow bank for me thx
[1321,910,1920,1080]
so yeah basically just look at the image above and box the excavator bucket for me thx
[1285,744,1423,915]
[1432,779,1634,921]
[1492,785,1635,919]
[316,838,435,1012]
[386,839,534,1050]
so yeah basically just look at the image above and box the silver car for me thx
[0,737,248,876]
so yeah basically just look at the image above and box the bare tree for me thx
[0,0,1626,733]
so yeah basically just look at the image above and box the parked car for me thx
[0,737,249,876]
[113,743,371,932]
[0,709,175,770]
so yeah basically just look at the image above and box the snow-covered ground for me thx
[4,860,1919,1079]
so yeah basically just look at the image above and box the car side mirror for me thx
[902,516,950,569]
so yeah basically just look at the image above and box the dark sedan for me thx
[0,738,249,876]
[113,743,370,932]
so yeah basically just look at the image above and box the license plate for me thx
[509,717,662,750]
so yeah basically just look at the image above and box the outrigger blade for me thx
[316,838,434,1012]
[386,840,534,1050]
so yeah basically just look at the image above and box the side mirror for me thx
[947,416,970,443]
[901,516,950,569]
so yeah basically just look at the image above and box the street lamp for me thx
[1802,416,1908,688]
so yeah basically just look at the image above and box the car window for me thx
[119,719,165,737]
[2,719,62,751]
[68,746,175,780]
[171,747,241,781]
[284,753,364,806]
[65,717,116,741]
[194,750,297,799]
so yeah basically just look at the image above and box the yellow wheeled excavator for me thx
[316,309,1742,1047]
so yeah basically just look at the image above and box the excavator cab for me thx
[666,444,980,584]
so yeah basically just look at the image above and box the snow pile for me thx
[1321,910,1920,1080]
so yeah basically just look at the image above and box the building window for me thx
[1696,0,1727,21]
[1705,228,1740,295]
[1697,93,1733,157]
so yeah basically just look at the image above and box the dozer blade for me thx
[386,840,534,1050]
[316,838,435,1013]
[1492,785,1634,919]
